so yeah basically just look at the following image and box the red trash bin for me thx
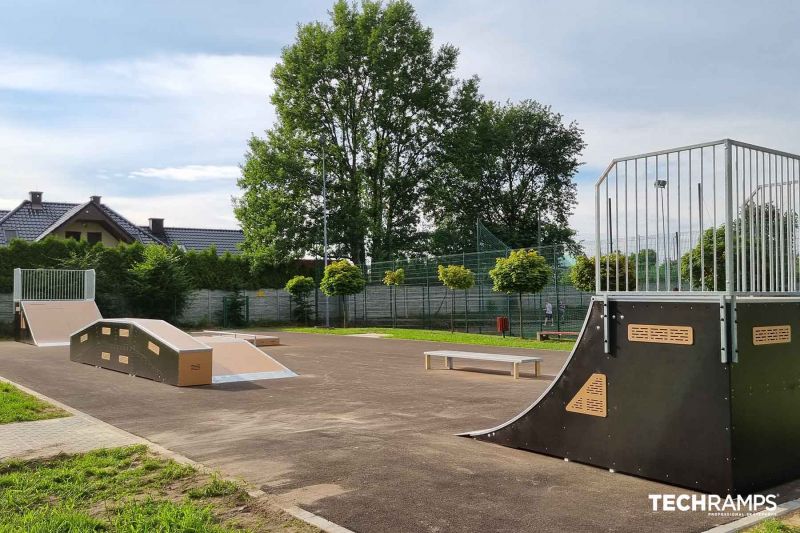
[496,316,510,337]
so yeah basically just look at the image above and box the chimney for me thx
[29,191,43,208]
[148,218,164,234]
[90,195,102,205]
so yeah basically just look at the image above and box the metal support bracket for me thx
[602,294,610,354]
[719,295,728,363]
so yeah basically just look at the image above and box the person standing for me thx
[544,301,553,325]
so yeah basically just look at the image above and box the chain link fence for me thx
[352,243,591,337]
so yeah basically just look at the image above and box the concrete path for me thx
[0,379,141,460]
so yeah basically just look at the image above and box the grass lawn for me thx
[0,381,69,424]
[747,517,800,532]
[0,445,317,532]
[278,326,575,351]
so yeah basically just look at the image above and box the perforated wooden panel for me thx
[101,327,111,335]
[101,351,110,361]
[118,355,129,364]
[566,373,607,417]
[628,324,693,345]
[80,333,88,343]
[119,329,130,337]
[753,325,791,346]
[148,341,160,355]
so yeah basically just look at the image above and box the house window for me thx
[4,229,18,241]
[65,231,81,241]
[87,232,102,245]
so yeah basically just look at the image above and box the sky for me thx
[0,0,798,240]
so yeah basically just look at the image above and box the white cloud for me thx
[0,53,277,98]
[105,190,240,229]
[0,51,276,226]
[130,165,240,182]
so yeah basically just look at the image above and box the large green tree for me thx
[426,99,585,253]
[237,0,470,264]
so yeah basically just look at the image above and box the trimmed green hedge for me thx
[0,238,318,322]
[0,238,316,292]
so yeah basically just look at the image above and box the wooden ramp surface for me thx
[21,300,102,347]
[194,336,296,384]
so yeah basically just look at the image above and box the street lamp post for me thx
[322,139,330,328]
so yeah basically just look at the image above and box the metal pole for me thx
[724,140,734,295]
[595,183,601,294]
[322,139,330,328]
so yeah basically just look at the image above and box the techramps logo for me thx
[649,494,778,518]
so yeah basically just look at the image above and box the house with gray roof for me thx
[0,191,244,254]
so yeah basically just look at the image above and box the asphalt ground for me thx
[1,332,790,532]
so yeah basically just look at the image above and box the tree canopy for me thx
[569,253,636,293]
[427,100,585,253]
[237,0,467,264]
[489,250,551,296]
[236,0,584,265]
[382,268,405,286]
[437,264,475,291]
[285,275,315,297]
[320,260,366,297]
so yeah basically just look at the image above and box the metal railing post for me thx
[725,139,735,295]
[595,183,601,293]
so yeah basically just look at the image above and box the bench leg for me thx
[534,361,541,377]
[424,354,431,370]
[512,362,519,379]
[446,356,453,370]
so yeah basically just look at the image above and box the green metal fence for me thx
[346,241,592,337]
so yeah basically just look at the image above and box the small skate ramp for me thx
[19,300,102,347]
[195,336,296,384]
[71,319,213,386]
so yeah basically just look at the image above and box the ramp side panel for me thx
[22,300,102,346]
[470,300,733,494]
[70,320,211,386]
[731,301,800,493]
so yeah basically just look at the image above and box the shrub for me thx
[320,260,365,327]
[126,245,191,322]
[382,268,405,327]
[437,265,474,332]
[285,275,315,324]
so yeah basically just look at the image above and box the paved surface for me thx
[0,413,140,460]
[0,333,791,532]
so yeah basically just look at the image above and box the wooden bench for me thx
[536,330,579,341]
[424,350,542,379]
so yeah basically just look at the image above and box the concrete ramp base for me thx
[19,300,102,347]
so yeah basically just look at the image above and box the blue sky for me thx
[1,1,798,239]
